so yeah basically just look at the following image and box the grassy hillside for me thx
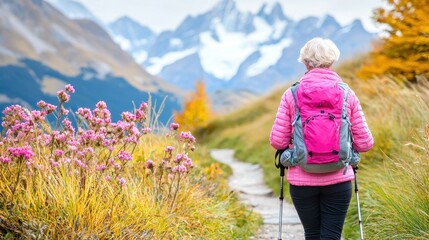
[196,59,429,239]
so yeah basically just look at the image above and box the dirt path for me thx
[210,149,305,239]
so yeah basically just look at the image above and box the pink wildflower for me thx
[8,146,35,160]
[76,107,93,120]
[51,159,60,167]
[145,159,154,170]
[95,101,107,109]
[118,151,132,161]
[125,136,138,143]
[118,177,126,186]
[57,90,70,103]
[75,159,87,169]
[96,164,107,171]
[53,131,66,142]
[54,149,64,156]
[139,102,148,111]
[184,158,193,169]
[105,176,112,181]
[134,109,146,121]
[173,153,184,163]
[37,100,47,108]
[142,127,151,134]
[41,134,52,146]
[113,120,130,132]
[65,84,75,93]
[122,111,136,122]
[172,164,187,173]
[45,103,57,114]
[170,123,180,130]
[165,146,174,153]
[179,131,196,143]
[80,130,96,142]
[83,147,94,155]
[62,118,75,133]
[31,110,45,121]
[0,157,11,164]
[60,107,69,115]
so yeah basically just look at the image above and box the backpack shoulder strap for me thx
[338,82,349,101]
[290,82,300,118]
[338,82,350,119]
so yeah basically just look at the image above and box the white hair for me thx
[298,37,340,68]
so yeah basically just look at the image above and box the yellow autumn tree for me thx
[175,81,211,131]
[359,0,429,81]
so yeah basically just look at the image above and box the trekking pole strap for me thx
[275,149,287,177]
[353,167,359,191]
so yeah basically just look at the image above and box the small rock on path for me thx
[210,149,305,240]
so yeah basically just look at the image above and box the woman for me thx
[270,37,374,239]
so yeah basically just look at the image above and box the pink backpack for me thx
[280,80,359,174]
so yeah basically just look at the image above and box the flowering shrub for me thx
[0,84,212,238]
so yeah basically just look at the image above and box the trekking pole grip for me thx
[280,164,285,177]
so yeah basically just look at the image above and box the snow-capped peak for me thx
[109,16,154,40]
[316,14,341,29]
[335,19,366,36]
[208,0,254,33]
[212,0,237,14]
[257,2,287,23]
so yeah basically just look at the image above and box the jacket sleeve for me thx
[347,88,374,152]
[270,90,293,150]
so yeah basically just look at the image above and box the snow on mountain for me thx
[147,48,197,75]
[246,38,292,78]
[199,20,255,80]
[197,13,288,80]
[207,0,255,33]
[108,16,155,58]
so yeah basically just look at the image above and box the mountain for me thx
[0,59,180,124]
[47,0,376,112]
[108,16,156,64]
[44,0,103,26]
[0,0,180,123]
[107,0,375,98]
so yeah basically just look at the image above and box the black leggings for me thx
[290,181,352,240]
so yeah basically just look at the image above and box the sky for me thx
[77,0,387,33]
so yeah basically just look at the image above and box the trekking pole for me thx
[278,164,285,240]
[275,149,287,240]
[353,167,364,240]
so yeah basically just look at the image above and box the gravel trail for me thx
[210,149,305,240]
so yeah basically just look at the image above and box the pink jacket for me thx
[270,68,374,186]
